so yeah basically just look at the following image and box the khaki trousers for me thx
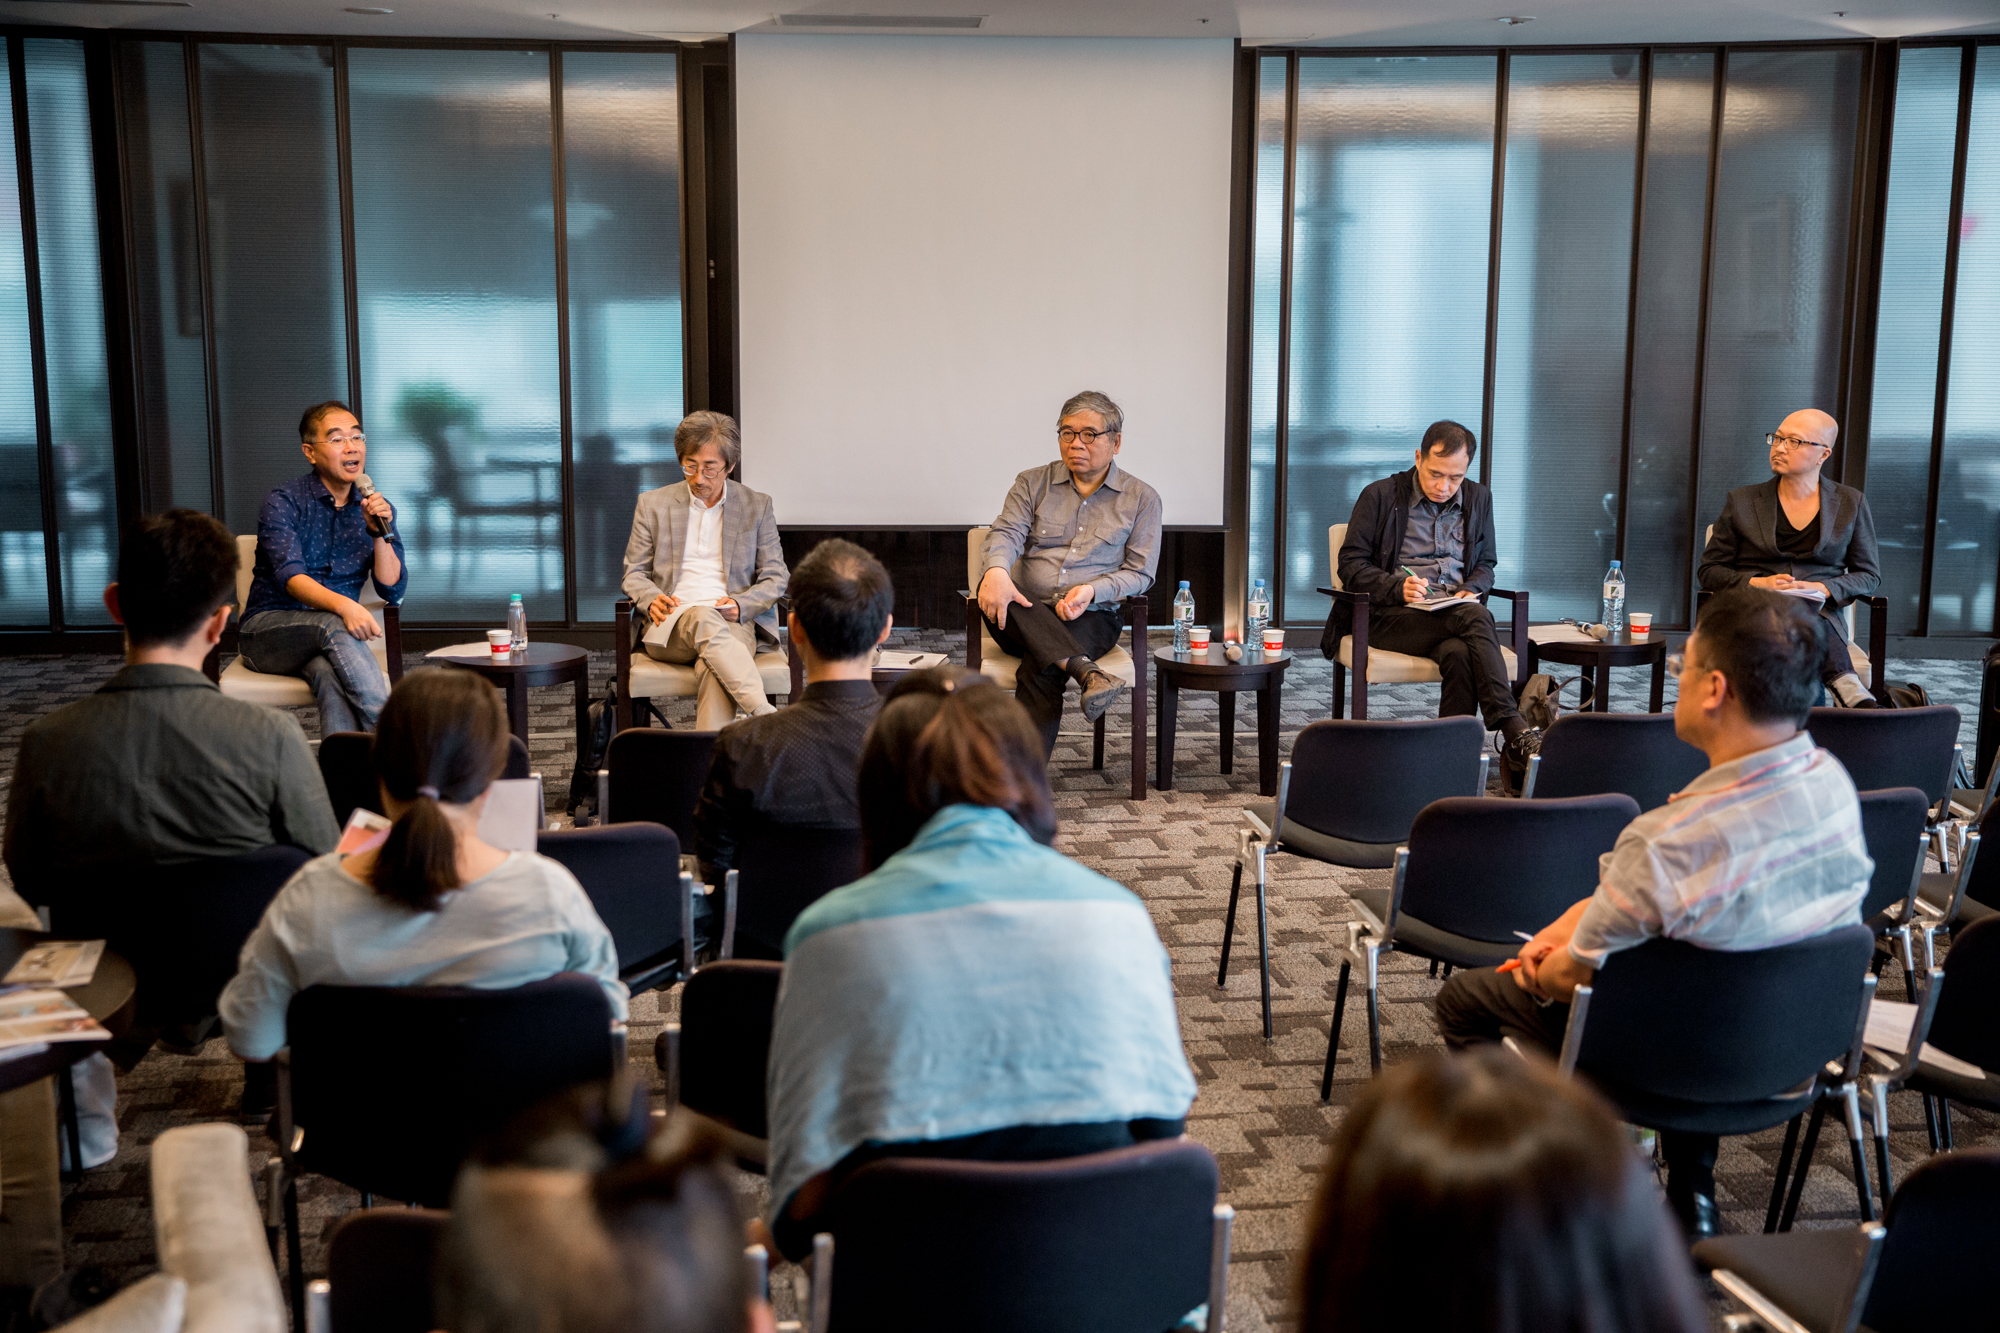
[0,1077,62,1288]
[646,605,772,731]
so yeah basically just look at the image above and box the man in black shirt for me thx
[693,539,893,890]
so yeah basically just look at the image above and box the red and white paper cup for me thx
[1261,628,1286,653]
[487,630,513,657]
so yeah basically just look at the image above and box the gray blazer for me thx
[621,479,791,643]
[1698,476,1881,612]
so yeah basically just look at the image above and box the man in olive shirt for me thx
[0,511,335,1290]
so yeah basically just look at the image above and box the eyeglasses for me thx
[681,460,728,479]
[1668,653,1685,675]
[1057,427,1116,446]
[318,432,365,447]
[1766,432,1827,452]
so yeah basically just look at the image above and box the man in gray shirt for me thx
[0,509,336,1286]
[977,390,1162,755]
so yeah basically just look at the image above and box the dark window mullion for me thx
[182,37,224,521]
[1270,52,1297,626]
[1683,48,1728,628]
[333,43,362,421]
[550,47,577,628]
[1614,49,1655,565]
[12,36,61,630]
[1478,52,1509,491]
[1923,42,1976,636]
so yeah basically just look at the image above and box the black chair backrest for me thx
[1856,787,1929,921]
[822,1139,1218,1333]
[1403,795,1638,942]
[1927,914,2000,1072]
[605,729,717,846]
[1531,713,1708,810]
[1284,717,1485,845]
[537,823,685,976]
[286,973,617,1207]
[321,733,529,828]
[52,844,312,1030]
[678,959,783,1139]
[734,824,864,957]
[1576,925,1876,1103]
[1863,1147,2000,1333]
[1807,706,1960,805]
[326,1208,448,1333]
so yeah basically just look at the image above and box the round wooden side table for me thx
[432,642,592,749]
[1153,646,1293,795]
[1525,625,1668,712]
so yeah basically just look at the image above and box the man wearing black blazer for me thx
[1698,409,1881,707]
[1322,420,1537,776]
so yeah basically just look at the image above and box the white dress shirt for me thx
[673,490,728,605]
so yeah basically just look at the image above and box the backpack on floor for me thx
[1517,672,1591,732]
[567,682,619,824]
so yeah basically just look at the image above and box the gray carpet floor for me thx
[0,635,1992,1330]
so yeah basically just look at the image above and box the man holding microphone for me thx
[238,400,406,732]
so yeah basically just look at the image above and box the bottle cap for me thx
[511,593,523,601]
[1179,580,1190,589]
[1608,562,1620,570]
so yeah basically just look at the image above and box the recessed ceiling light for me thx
[345,6,393,12]
[1497,14,1535,23]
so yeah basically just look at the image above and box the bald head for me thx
[1779,409,1838,449]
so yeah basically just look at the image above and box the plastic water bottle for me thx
[1247,579,1270,640]
[1600,561,1626,634]
[1171,581,1195,653]
[508,593,528,652]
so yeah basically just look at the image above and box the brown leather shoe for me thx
[1078,670,1126,724]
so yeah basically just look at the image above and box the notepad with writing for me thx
[1409,590,1480,612]
[1778,585,1827,603]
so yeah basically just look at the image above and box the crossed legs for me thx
[984,603,1121,755]
[651,605,773,732]
[238,609,390,733]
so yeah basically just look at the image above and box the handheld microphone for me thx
[354,473,391,538]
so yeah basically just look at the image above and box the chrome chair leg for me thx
[1361,935,1383,1074]
[1253,841,1272,1041]
[1841,1083,1875,1222]
[1869,1076,1894,1204]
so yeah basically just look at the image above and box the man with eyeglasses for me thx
[622,411,790,731]
[976,390,1162,756]
[239,400,407,731]
[1698,408,1882,707]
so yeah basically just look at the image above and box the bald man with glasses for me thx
[1698,408,1882,706]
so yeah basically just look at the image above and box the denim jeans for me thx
[239,608,390,733]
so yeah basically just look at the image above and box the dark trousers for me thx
[1366,602,1521,731]
[984,602,1121,755]
[1818,605,1859,688]
[1435,965,1718,1203]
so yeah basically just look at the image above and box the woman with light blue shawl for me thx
[764,669,1197,1259]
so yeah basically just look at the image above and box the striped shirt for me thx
[1568,732,1871,966]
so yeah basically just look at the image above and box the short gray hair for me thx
[673,411,741,472]
[1058,391,1123,436]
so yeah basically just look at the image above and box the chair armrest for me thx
[1315,586,1366,603]
[1865,594,1887,699]
[678,871,697,982]
[657,1023,681,1109]
[1127,592,1148,631]
[150,1123,285,1333]
[383,604,403,683]
[1488,588,1530,684]
[719,868,739,960]
[965,594,983,671]
[615,599,635,731]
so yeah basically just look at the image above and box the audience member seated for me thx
[763,669,1197,1260]
[237,400,407,732]
[622,411,791,732]
[442,1099,773,1333]
[219,668,626,1067]
[692,537,894,894]
[1434,587,1873,1238]
[975,390,1162,756]
[1698,408,1882,707]
[0,511,338,1277]
[1321,419,1539,785]
[1298,1047,1708,1333]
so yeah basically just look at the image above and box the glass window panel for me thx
[120,40,213,514]
[1696,48,1863,546]
[1247,55,1284,610]
[562,51,681,621]
[1488,52,1641,623]
[1622,52,1716,629]
[349,48,561,623]
[200,44,346,539]
[1283,55,1496,623]
[0,45,47,627]
[26,39,113,625]
[1867,46,1962,634]
[1934,46,2000,635]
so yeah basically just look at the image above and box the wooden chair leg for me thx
[1092,714,1106,770]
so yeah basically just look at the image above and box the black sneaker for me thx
[1498,726,1543,796]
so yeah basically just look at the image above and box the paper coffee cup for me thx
[487,630,513,657]
[1261,628,1285,652]
[1189,626,1211,649]
[1629,613,1652,636]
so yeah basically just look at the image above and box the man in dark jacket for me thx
[1321,421,1537,777]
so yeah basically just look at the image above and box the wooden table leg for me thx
[1157,676,1179,791]
[1218,690,1235,776]
[574,669,592,771]
[1259,673,1282,796]
[1594,660,1612,712]
[1650,649,1666,712]
[506,678,531,746]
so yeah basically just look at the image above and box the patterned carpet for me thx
[0,635,1992,1330]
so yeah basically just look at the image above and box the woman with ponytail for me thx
[762,668,1196,1260]
[221,669,625,1063]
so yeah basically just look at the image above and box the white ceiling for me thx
[2,0,1995,45]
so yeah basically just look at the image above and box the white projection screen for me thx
[734,36,1235,527]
